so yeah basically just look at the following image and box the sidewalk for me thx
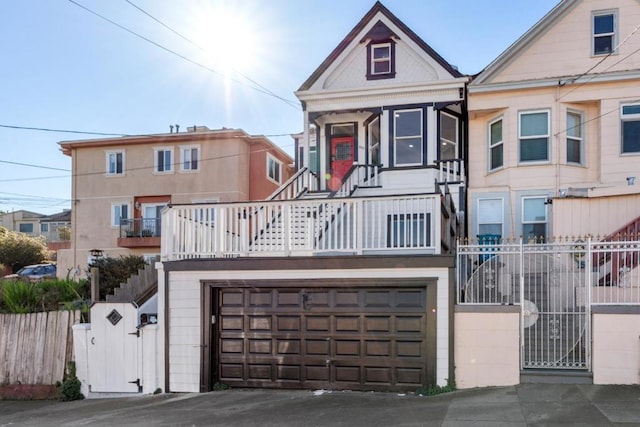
[0,383,638,426]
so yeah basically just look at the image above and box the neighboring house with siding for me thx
[467,0,640,242]
[153,1,467,395]
[0,210,45,237]
[57,126,293,278]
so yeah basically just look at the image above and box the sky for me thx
[0,0,560,215]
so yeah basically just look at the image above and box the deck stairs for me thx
[593,216,640,286]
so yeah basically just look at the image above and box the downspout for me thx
[72,148,78,273]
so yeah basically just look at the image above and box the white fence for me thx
[457,238,640,305]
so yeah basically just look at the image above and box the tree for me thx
[89,255,146,300]
[0,226,49,272]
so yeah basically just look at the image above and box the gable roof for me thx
[298,1,462,91]
[471,0,577,86]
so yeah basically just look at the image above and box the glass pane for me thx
[491,144,503,169]
[395,138,422,165]
[374,60,390,74]
[395,110,422,137]
[594,36,613,54]
[331,124,354,137]
[567,112,581,138]
[490,120,502,145]
[309,150,318,174]
[373,45,390,59]
[191,148,198,169]
[335,143,352,160]
[622,105,640,115]
[523,224,546,242]
[479,224,502,236]
[523,198,546,222]
[567,137,581,163]
[520,112,548,136]
[622,121,640,153]
[520,138,548,161]
[440,114,457,142]
[478,199,502,223]
[440,143,455,160]
[594,14,614,34]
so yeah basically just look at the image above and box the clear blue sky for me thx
[0,0,559,215]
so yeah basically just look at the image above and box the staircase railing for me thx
[593,216,640,286]
[434,159,465,185]
[331,163,381,198]
[266,167,318,201]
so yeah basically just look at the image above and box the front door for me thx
[329,137,354,189]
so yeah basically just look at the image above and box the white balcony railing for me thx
[162,194,447,261]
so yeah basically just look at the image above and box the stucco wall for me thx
[454,308,520,389]
[592,311,640,385]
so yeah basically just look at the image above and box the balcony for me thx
[118,218,161,248]
[161,191,458,261]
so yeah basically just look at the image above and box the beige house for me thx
[57,126,293,278]
[468,0,640,242]
[0,210,45,237]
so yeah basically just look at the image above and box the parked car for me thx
[3,263,57,282]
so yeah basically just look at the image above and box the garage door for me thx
[216,287,430,391]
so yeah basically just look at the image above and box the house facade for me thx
[57,126,293,278]
[0,210,45,237]
[155,2,467,394]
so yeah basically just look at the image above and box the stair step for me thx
[520,369,592,384]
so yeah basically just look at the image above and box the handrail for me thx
[331,163,381,198]
[266,167,318,201]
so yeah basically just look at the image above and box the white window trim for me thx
[368,116,381,165]
[394,108,423,167]
[592,9,618,57]
[521,196,548,240]
[518,109,551,164]
[111,202,130,228]
[477,198,504,237]
[266,153,283,185]
[488,116,504,172]
[440,112,459,160]
[371,42,392,75]
[105,150,125,176]
[153,146,174,174]
[566,110,585,165]
[180,145,201,172]
[620,102,640,155]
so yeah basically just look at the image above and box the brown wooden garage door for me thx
[216,287,430,391]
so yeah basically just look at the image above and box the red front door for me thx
[329,137,354,190]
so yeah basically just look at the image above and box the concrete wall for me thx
[592,310,640,385]
[454,307,520,389]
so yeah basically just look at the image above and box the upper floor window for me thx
[111,203,129,227]
[394,109,423,166]
[621,104,640,154]
[519,110,550,163]
[181,145,200,171]
[106,151,124,175]
[567,111,584,164]
[439,112,458,160]
[367,41,395,80]
[489,117,503,171]
[477,198,503,237]
[154,147,173,173]
[593,11,617,56]
[267,153,282,184]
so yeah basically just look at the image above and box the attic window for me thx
[367,41,395,80]
[592,10,617,56]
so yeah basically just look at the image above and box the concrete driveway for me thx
[0,383,639,426]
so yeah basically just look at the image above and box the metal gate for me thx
[457,240,591,371]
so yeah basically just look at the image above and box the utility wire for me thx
[68,0,300,110]
[124,0,298,109]
[0,123,128,136]
[0,160,70,172]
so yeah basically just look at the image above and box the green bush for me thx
[89,255,147,300]
[0,227,49,272]
[39,279,90,312]
[59,361,84,401]
[1,280,42,313]
[415,379,456,396]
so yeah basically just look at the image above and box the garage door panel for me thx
[216,287,428,391]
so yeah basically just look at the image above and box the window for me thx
[267,154,282,184]
[394,109,423,166]
[154,148,173,173]
[309,146,319,174]
[367,41,395,80]
[567,111,584,164]
[519,111,550,162]
[621,104,640,154]
[440,112,458,160]
[478,198,503,237]
[112,203,129,227]
[522,197,547,242]
[489,118,503,170]
[40,223,49,233]
[106,151,124,175]
[368,116,381,165]
[387,213,429,248]
[181,146,200,171]
[593,11,616,56]
[19,223,33,233]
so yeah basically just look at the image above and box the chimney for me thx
[169,125,174,133]
[175,124,180,132]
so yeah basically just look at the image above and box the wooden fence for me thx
[0,311,80,389]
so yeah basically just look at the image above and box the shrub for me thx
[89,255,147,300]
[415,379,456,396]
[59,361,84,401]
[1,280,42,313]
[0,227,49,272]
[39,279,90,312]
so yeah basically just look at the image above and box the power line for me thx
[67,0,300,110]
[124,0,299,109]
[0,160,70,172]
[0,123,128,136]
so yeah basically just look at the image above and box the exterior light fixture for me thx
[627,176,636,186]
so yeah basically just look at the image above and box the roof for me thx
[41,210,71,223]
[298,1,462,91]
[0,210,45,219]
[58,127,292,162]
